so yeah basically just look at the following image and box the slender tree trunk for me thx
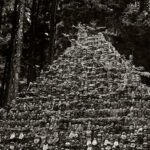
[12,0,25,96]
[27,0,38,84]
[0,0,25,107]
[49,0,57,64]
[0,0,4,30]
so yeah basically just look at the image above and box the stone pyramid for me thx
[0,25,150,149]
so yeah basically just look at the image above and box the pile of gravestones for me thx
[0,24,150,150]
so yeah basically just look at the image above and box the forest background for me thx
[0,0,150,106]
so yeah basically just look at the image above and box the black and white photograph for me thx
[0,0,150,149]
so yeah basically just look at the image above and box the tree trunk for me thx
[12,0,25,96]
[0,0,4,30]
[48,0,57,64]
[0,0,18,107]
[27,0,38,84]
[0,0,25,107]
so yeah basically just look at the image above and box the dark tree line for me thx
[0,0,58,106]
[0,0,25,106]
